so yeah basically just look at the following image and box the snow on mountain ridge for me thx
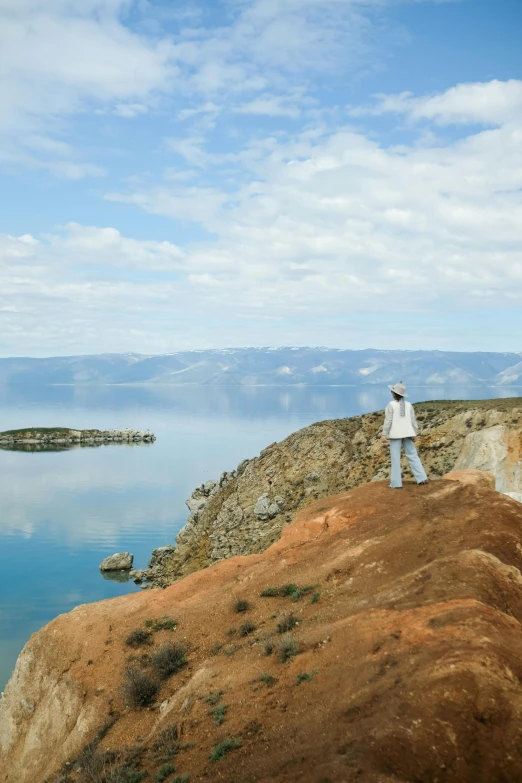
[0,349,521,387]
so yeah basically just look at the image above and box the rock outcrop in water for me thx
[146,398,522,587]
[3,472,522,782]
[0,428,155,450]
[99,553,134,572]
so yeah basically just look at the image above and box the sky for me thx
[1,0,521,357]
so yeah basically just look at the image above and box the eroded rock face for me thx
[3,479,522,782]
[151,399,522,586]
[453,424,522,493]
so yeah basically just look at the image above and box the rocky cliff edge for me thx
[2,472,522,782]
[145,398,522,587]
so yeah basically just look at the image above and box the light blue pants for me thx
[389,438,427,488]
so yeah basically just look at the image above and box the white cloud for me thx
[113,103,149,118]
[2,76,522,354]
[0,3,175,132]
[0,133,107,179]
[0,0,175,175]
[0,0,396,175]
[178,102,221,121]
[102,81,522,320]
[363,79,522,126]
[0,224,186,289]
[48,223,186,269]
[1,1,521,355]
[235,94,302,118]
[221,0,376,73]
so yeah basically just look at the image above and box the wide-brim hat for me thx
[388,381,408,397]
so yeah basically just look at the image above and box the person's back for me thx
[386,399,417,439]
[381,381,428,488]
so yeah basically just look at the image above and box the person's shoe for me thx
[418,479,429,485]
[389,486,403,489]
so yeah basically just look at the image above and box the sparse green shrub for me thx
[235,599,250,613]
[126,652,152,669]
[311,591,320,604]
[211,704,228,725]
[56,727,148,783]
[280,583,298,597]
[205,691,223,706]
[172,776,189,783]
[151,643,188,680]
[295,669,319,686]
[209,738,242,762]
[77,749,147,783]
[277,614,298,634]
[260,674,276,686]
[151,726,179,764]
[260,584,316,602]
[71,747,115,783]
[125,629,152,648]
[146,616,177,632]
[223,644,239,656]
[156,617,177,631]
[290,586,315,603]
[121,667,159,708]
[107,766,147,783]
[263,640,274,656]
[239,621,256,637]
[210,643,223,656]
[156,764,175,782]
[277,635,299,663]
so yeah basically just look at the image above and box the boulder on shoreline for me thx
[99,552,134,572]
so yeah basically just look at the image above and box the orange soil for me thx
[4,475,522,783]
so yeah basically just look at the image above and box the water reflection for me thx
[0,441,154,453]
[0,443,73,452]
[1,382,520,422]
[101,570,131,583]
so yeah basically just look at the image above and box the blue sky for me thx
[1,0,521,356]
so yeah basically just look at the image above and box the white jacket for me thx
[383,400,419,439]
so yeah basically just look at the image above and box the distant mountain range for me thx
[1,348,522,387]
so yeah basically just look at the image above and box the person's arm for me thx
[382,402,393,439]
[410,404,419,436]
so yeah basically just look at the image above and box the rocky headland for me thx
[2,471,522,782]
[0,428,155,451]
[2,397,522,782]
[142,398,522,588]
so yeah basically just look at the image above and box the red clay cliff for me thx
[2,473,522,783]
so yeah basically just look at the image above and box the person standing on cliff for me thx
[381,382,429,489]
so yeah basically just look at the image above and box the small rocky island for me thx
[0,427,155,450]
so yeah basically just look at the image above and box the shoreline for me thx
[0,428,156,446]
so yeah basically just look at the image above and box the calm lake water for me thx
[0,383,520,691]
